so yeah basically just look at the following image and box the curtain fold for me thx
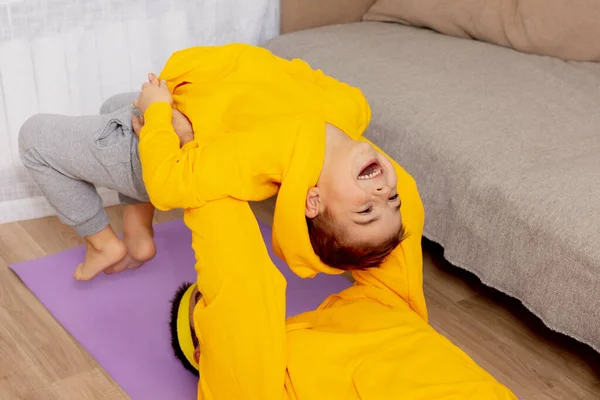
[0,0,280,223]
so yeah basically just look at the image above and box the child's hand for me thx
[134,73,173,114]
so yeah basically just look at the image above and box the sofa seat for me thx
[264,22,600,352]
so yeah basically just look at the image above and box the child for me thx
[136,43,404,275]
[133,44,517,399]
[20,43,401,281]
[18,93,195,280]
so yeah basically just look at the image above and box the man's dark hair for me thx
[169,282,199,376]
[306,212,406,270]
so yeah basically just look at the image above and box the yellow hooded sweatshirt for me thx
[138,44,517,400]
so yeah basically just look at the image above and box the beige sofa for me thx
[265,0,600,353]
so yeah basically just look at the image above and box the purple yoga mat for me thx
[9,219,352,399]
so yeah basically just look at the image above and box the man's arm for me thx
[187,198,287,399]
[136,102,206,210]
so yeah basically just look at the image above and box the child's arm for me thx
[188,197,287,399]
[349,139,429,322]
[135,44,371,211]
[138,100,306,212]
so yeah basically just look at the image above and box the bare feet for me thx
[74,226,127,281]
[104,203,156,275]
[104,228,156,274]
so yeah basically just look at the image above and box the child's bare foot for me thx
[74,226,127,281]
[115,230,156,272]
[105,227,156,273]
[105,203,156,274]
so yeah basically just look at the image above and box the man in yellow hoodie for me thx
[134,44,518,399]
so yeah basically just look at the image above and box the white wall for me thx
[0,0,280,223]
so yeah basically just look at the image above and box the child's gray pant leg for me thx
[99,92,149,206]
[100,92,140,115]
[19,109,148,237]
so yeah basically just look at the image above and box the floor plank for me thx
[0,206,183,399]
[52,369,128,400]
[424,241,600,399]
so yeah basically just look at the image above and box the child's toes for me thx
[74,264,87,281]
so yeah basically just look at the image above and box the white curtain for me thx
[0,0,280,224]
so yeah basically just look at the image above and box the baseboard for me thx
[0,188,120,224]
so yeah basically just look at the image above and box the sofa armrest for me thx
[281,0,376,34]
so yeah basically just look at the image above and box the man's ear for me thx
[305,187,321,218]
[194,347,200,364]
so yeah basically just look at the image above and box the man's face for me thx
[188,285,202,363]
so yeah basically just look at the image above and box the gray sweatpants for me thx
[19,92,150,237]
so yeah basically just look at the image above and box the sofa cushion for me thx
[263,21,600,353]
[362,0,600,62]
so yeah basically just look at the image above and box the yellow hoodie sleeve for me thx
[137,102,203,210]
[138,102,298,211]
[186,198,287,399]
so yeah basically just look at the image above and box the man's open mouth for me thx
[357,160,383,180]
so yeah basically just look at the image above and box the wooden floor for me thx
[0,199,598,399]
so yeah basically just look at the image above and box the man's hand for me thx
[134,73,173,114]
[171,109,195,146]
[131,113,144,137]
[132,108,194,148]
